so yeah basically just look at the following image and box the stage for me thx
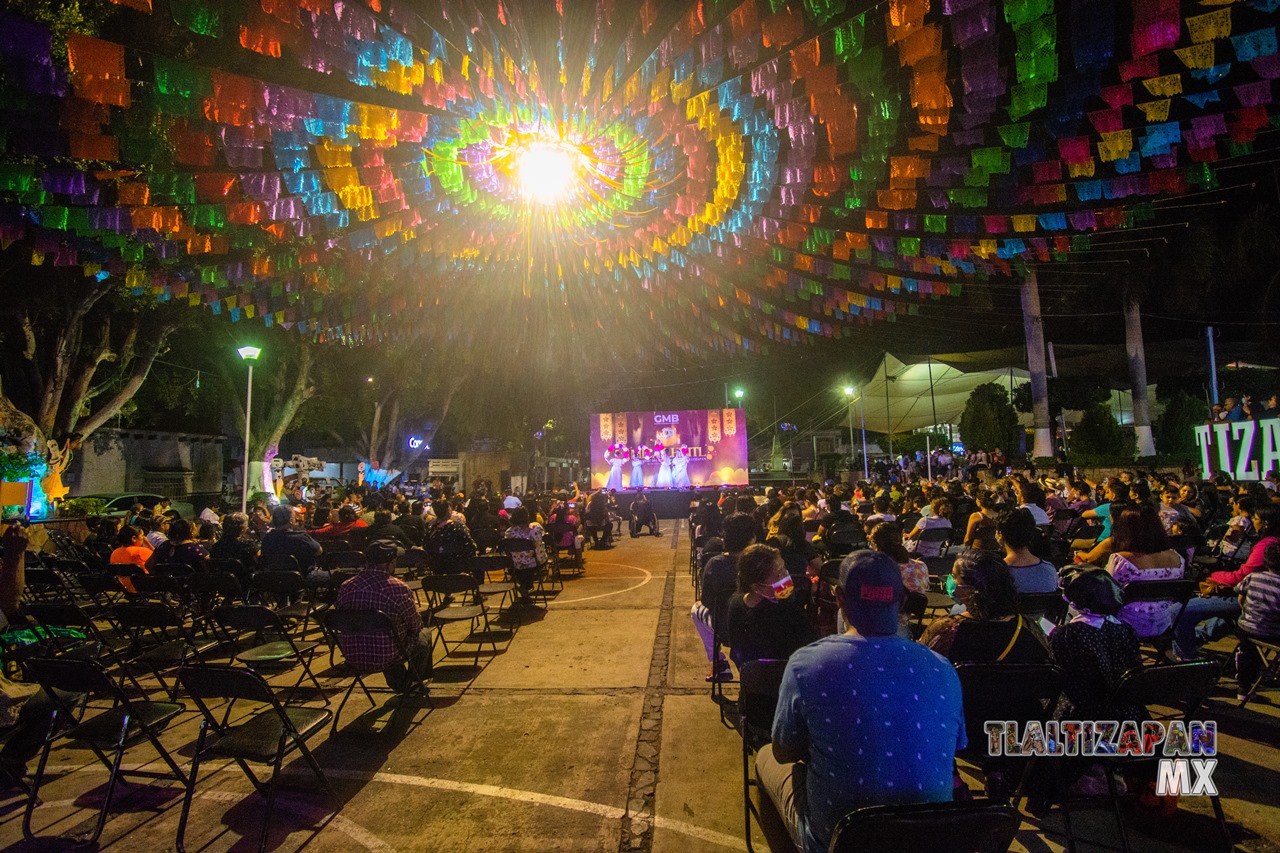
[607,488,724,520]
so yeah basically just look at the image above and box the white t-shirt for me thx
[1020,503,1051,525]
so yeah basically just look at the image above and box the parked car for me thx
[79,493,195,520]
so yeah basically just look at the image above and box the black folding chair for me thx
[738,659,787,853]
[1121,578,1198,660]
[828,800,1020,853]
[111,600,217,700]
[499,539,549,598]
[1236,634,1280,708]
[249,569,315,634]
[471,553,518,610]
[211,605,326,703]
[176,664,338,853]
[1092,661,1231,853]
[21,600,147,693]
[322,609,432,732]
[826,525,867,557]
[419,574,497,666]
[914,526,954,557]
[1015,592,1068,626]
[955,664,1063,806]
[22,656,187,846]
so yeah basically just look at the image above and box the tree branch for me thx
[56,317,116,437]
[75,320,176,439]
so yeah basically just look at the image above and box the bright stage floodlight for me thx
[844,386,855,396]
[237,346,261,361]
[516,140,582,204]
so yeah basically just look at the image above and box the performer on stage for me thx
[604,445,626,490]
[654,445,674,489]
[671,446,691,489]
[629,446,647,488]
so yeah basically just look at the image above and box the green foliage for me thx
[57,497,106,517]
[1154,392,1209,461]
[892,430,952,455]
[0,449,46,481]
[6,0,115,59]
[250,491,275,505]
[1070,403,1134,461]
[1013,377,1113,414]
[959,383,1019,452]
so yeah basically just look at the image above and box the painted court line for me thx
[550,561,653,603]
[35,762,745,850]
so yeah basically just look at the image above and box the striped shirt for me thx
[1239,570,1280,639]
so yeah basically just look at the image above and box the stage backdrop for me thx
[589,409,748,490]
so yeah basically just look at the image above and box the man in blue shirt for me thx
[756,550,966,853]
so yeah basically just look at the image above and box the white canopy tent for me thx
[852,352,1030,435]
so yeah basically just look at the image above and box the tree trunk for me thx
[1020,269,1054,458]
[1124,293,1157,457]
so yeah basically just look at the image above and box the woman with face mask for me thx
[724,544,817,670]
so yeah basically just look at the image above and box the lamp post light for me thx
[844,386,869,481]
[237,346,261,513]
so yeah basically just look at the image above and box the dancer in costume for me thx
[671,446,692,488]
[604,445,626,490]
[654,444,674,489]
[629,446,647,488]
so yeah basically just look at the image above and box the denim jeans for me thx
[1172,595,1241,660]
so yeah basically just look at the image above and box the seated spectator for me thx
[82,517,118,568]
[583,489,613,549]
[630,492,659,537]
[724,544,816,668]
[1158,486,1197,535]
[904,497,952,557]
[1072,479,1126,564]
[1212,495,1255,560]
[196,521,219,548]
[109,524,153,570]
[142,514,168,549]
[1174,504,1280,660]
[1236,541,1280,699]
[861,495,896,525]
[146,519,209,572]
[768,507,822,604]
[503,505,547,604]
[1016,482,1051,525]
[425,499,477,571]
[209,512,258,577]
[1105,504,1184,639]
[260,505,323,573]
[1066,481,1096,514]
[366,510,411,550]
[692,514,755,682]
[963,490,1001,552]
[921,552,1050,664]
[997,509,1059,594]
[867,521,929,595]
[395,501,427,546]
[757,551,965,853]
[1051,568,1143,721]
[335,541,431,694]
[312,505,369,538]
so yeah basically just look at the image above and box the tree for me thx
[1071,403,1134,461]
[0,262,179,499]
[219,331,316,499]
[959,383,1019,454]
[1154,391,1208,462]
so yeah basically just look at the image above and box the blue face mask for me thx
[944,574,957,597]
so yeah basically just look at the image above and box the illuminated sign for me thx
[407,436,426,450]
[1193,419,1280,480]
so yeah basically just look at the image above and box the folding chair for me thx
[22,656,187,846]
[472,527,503,555]
[321,609,432,732]
[1121,578,1198,662]
[914,526,954,558]
[21,568,73,603]
[21,601,146,693]
[320,550,364,571]
[471,553,518,610]
[419,574,497,666]
[828,800,1020,853]
[1236,635,1280,708]
[249,569,315,634]
[1015,592,1068,627]
[111,600,217,699]
[955,664,1063,807]
[499,539,550,598]
[1095,661,1231,853]
[211,605,326,703]
[546,522,584,578]
[825,526,866,557]
[176,664,338,853]
[259,553,301,573]
[738,659,787,853]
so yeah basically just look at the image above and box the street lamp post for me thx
[844,386,869,481]
[237,346,261,513]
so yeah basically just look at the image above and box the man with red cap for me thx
[755,550,966,853]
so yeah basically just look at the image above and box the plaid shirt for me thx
[335,568,423,671]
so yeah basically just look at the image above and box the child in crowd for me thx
[1236,541,1280,700]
